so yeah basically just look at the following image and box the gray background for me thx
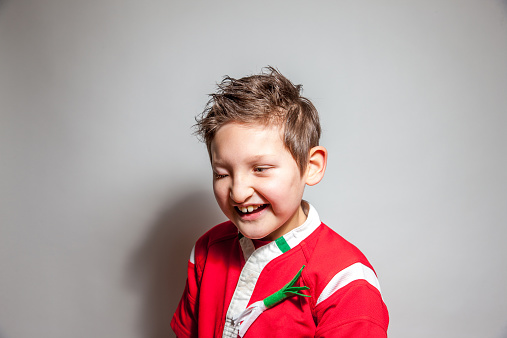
[1,1,506,337]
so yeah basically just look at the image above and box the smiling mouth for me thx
[235,204,268,215]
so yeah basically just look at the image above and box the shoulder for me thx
[303,223,372,271]
[301,223,389,333]
[196,220,238,247]
[301,223,382,303]
[192,220,238,264]
[302,224,389,337]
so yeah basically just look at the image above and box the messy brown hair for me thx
[195,66,321,174]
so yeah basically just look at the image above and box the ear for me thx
[305,146,327,186]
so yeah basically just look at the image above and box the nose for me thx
[229,176,254,204]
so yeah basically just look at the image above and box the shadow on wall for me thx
[128,188,224,338]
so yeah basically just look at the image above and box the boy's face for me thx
[210,122,308,241]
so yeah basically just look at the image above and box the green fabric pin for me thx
[233,265,311,337]
[263,265,310,308]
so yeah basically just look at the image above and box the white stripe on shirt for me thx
[316,262,382,305]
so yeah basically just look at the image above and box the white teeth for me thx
[239,205,262,214]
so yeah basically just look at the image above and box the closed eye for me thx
[214,173,228,179]
[253,166,272,173]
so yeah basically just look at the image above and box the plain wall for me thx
[1,1,506,337]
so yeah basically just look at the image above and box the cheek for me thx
[261,175,304,206]
[213,182,228,204]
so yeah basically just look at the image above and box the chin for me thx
[238,228,270,240]
[239,231,264,240]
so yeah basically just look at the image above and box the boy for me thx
[171,67,389,337]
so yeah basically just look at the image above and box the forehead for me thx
[213,122,284,143]
[210,122,288,163]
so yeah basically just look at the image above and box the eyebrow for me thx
[248,154,277,161]
[212,153,277,167]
